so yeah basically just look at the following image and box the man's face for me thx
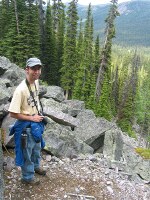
[26,65,42,81]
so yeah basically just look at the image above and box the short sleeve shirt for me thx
[8,79,41,115]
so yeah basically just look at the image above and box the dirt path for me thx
[4,163,108,200]
[3,150,109,200]
[3,150,150,200]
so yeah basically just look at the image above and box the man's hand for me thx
[31,114,44,122]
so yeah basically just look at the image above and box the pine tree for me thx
[135,64,150,145]
[93,36,100,75]
[52,0,65,85]
[60,0,79,99]
[42,0,65,86]
[73,3,94,104]
[0,0,11,41]
[95,0,119,101]
[94,0,119,119]
[111,64,119,115]
[72,19,85,100]
[96,73,112,120]
[42,2,57,85]
[0,0,23,64]
[37,0,46,60]
[0,0,41,67]
[86,35,100,110]
[22,1,41,58]
[117,52,140,137]
[81,4,94,104]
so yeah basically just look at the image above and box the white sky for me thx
[61,0,131,5]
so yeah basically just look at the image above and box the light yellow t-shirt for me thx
[8,79,41,115]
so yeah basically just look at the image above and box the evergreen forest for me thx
[0,0,149,147]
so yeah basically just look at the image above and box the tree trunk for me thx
[95,54,107,102]
[13,0,19,34]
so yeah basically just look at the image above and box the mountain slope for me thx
[77,1,150,47]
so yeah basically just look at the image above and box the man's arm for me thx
[9,112,44,122]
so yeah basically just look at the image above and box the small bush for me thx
[135,148,150,159]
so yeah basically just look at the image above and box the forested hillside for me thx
[77,0,150,46]
[0,0,149,146]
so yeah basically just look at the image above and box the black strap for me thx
[25,79,43,115]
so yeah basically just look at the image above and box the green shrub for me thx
[135,148,150,159]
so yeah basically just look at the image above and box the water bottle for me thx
[21,128,27,148]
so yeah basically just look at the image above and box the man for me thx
[9,57,46,185]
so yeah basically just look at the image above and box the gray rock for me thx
[1,114,16,147]
[39,85,47,98]
[41,98,68,113]
[62,100,85,117]
[103,129,150,181]
[3,156,15,171]
[43,86,65,102]
[0,103,10,118]
[1,65,24,86]
[122,141,150,181]
[0,85,11,105]
[75,110,116,147]
[103,128,123,161]
[43,122,93,158]
[0,56,12,76]
[0,104,8,121]
[0,78,12,88]
[43,106,80,128]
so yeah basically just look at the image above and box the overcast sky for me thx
[61,0,131,5]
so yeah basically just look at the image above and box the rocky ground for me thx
[3,149,150,200]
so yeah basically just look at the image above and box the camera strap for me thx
[25,79,43,115]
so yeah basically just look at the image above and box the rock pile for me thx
[0,56,150,199]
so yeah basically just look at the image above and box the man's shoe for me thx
[21,177,40,185]
[35,168,46,176]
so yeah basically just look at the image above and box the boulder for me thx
[1,63,24,86]
[62,99,85,117]
[74,110,116,148]
[0,56,12,75]
[43,86,65,102]
[103,128,123,161]
[43,106,80,128]
[0,85,11,105]
[1,114,16,147]
[122,140,150,181]
[43,122,94,158]
[103,128,150,181]
[41,98,69,113]
[39,85,47,98]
